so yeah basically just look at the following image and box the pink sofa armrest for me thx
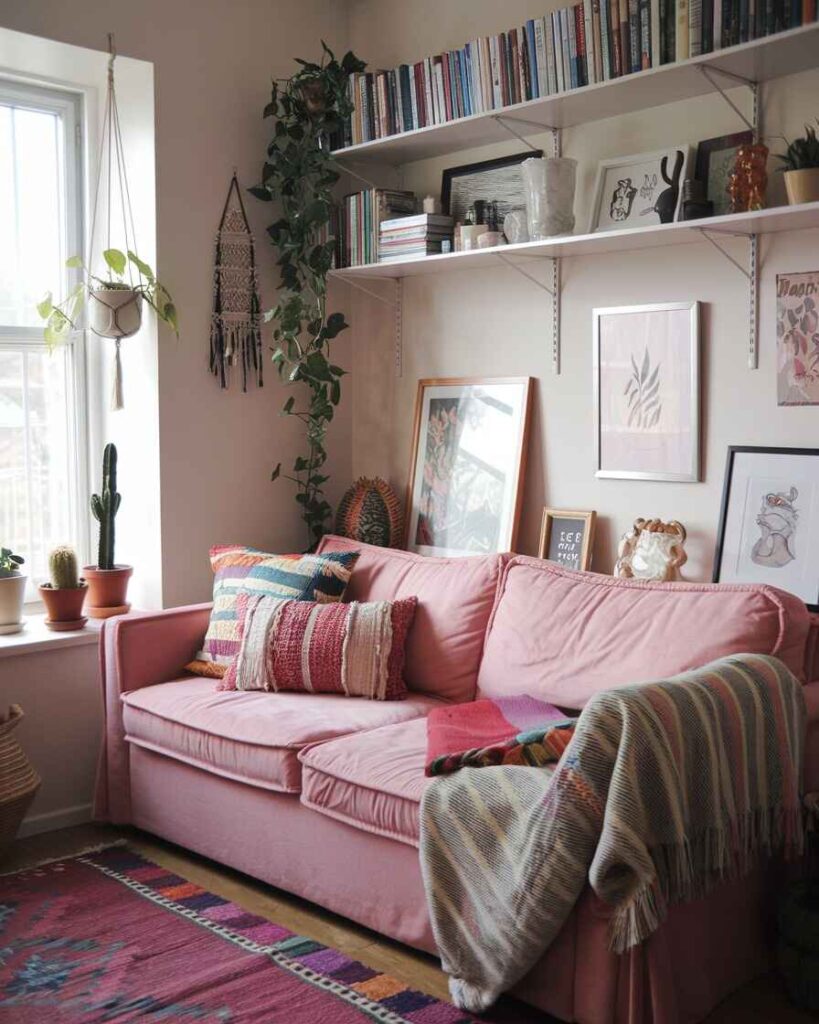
[804,680,819,794]
[94,604,212,823]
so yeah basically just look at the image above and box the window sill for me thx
[0,615,102,660]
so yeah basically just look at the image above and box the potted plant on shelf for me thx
[39,546,87,631]
[777,122,819,206]
[36,249,178,348]
[84,443,132,619]
[0,549,26,636]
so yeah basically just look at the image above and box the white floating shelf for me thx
[331,24,819,166]
[330,202,819,281]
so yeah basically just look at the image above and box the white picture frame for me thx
[713,446,819,611]
[589,146,694,233]
[593,302,700,482]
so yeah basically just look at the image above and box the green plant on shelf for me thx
[251,42,366,548]
[776,122,819,171]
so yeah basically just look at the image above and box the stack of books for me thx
[336,189,416,267]
[341,4,816,146]
[378,214,455,264]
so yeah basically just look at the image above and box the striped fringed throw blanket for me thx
[419,654,806,1013]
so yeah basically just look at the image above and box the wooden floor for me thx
[4,824,817,1024]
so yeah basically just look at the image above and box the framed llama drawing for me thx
[713,446,819,611]
[593,302,700,482]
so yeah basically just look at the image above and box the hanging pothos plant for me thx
[251,43,366,548]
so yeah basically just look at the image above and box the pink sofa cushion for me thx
[478,557,811,708]
[317,535,503,703]
[121,677,439,795]
[299,717,431,846]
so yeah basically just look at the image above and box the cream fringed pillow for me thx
[218,593,418,700]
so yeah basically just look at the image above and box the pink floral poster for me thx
[777,271,819,406]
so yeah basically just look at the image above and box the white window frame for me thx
[0,78,89,598]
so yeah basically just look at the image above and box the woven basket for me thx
[0,705,40,858]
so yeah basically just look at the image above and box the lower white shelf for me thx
[330,202,819,281]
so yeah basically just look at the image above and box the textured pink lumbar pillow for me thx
[219,593,418,700]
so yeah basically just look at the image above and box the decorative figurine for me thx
[614,518,688,582]
[728,142,769,213]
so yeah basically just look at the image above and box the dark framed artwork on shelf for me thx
[695,131,753,217]
[713,446,819,611]
[441,151,542,226]
[405,376,533,557]
[538,508,597,571]
[593,302,700,482]
[589,146,693,232]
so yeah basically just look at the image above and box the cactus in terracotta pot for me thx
[84,443,132,619]
[39,545,87,631]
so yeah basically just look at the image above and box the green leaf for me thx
[283,396,295,414]
[127,251,155,282]
[36,293,54,319]
[162,302,179,335]
[271,463,282,481]
[65,255,84,269]
[103,248,127,276]
[249,185,272,201]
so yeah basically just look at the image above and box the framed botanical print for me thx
[777,270,819,406]
[589,146,693,232]
[713,446,819,611]
[593,302,700,482]
[538,508,596,571]
[406,377,533,556]
[694,131,752,217]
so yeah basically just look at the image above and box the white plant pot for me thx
[0,575,26,635]
[522,156,578,240]
[89,288,143,339]
[784,169,819,206]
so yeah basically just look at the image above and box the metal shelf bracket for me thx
[699,228,760,368]
[696,65,758,135]
[496,253,562,374]
[334,274,404,378]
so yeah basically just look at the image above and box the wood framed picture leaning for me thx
[405,377,533,557]
[713,446,819,611]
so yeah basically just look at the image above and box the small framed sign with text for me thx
[538,508,597,572]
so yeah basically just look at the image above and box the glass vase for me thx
[521,157,578,240]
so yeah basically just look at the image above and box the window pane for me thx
[0,102,65,328]
[0,345,73,584]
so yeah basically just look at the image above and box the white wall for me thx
[346,0,819,579]
[1,1,352,608]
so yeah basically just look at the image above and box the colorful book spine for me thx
[651,0,662,63]
[610,0,624,74]
[628,0,642,70]
[525,20,540,97]
[676,0,690,59]
[583,0,598,82]
[535,17,549,94]
[600,0,613,77]
[689,0,704,54]
[575,3,589,84]
[639,0,652,66]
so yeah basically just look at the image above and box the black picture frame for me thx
[694,131,753,217]
[713,445,819,611]
[441,150,542,225]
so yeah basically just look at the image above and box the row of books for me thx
[378,214,454,264]
[342,4,816,146]
[335,189,415,268]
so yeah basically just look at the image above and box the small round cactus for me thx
[49,545,80,589]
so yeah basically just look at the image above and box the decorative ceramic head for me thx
[615,518,688,582]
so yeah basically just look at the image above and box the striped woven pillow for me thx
[187,545,359,678]
[219,593,418,700]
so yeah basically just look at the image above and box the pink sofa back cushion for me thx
[316,535,502,703]
[477,556,810,707]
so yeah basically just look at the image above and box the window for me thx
[0,80,86,596]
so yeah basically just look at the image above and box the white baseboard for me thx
[18,803,94,838]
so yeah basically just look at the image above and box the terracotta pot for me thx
[0,575,26,635]
[82,565,133,619]
[784,168,819,206]
[38,584,88,631]
[89,288,143,339]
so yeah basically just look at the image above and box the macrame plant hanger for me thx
[87,33,142,410]
[209,172,263,391]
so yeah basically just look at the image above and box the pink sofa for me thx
[95,536,819,1024]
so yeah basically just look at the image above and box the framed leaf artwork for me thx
[405,377,533,556]
[593,302,700,482]
[777,270,819,406]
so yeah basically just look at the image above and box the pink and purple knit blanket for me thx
[425,695,577,776]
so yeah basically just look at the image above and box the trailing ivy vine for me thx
[252,43,366,548]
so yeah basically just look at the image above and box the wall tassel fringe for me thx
[209,173,263,392]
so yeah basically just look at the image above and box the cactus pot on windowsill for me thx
[39,545,88,631]
[85,442,132,619]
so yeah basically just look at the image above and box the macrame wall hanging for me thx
[209,173,263,391]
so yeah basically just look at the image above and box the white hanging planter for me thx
[89,287,143,339]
